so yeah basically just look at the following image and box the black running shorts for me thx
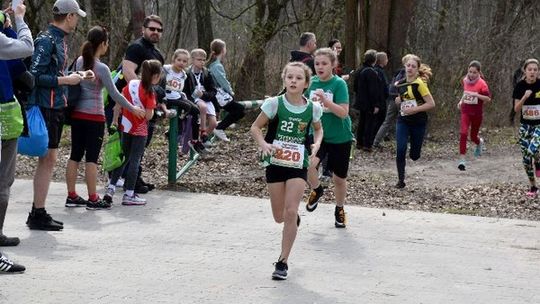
[39,107,65,149]
[315,141,352,179]
[265,165,307,183]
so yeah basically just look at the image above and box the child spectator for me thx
[185,48,218,148]
[208,39,245,142]
[104,60,162,206]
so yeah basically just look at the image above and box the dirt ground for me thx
[15,124,540,221]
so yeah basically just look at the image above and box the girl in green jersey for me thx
[304,48,353,228]
[251,62,323,280]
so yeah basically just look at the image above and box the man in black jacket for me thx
[289,32,317,74]
[353,49,384,151]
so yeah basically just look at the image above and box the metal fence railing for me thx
[167,99,264,184]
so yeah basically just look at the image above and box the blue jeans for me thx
[396,120,426,182]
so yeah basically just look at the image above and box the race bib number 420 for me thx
[269,140,305,169]
[461,91,478,105]
[400,99,417,116]
[522,105,540,120]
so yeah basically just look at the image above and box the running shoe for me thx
[458,160,466,171]
[0,235,20,247]
[213,129,230,142]
[65,195,87,208]
[122,194,147,206]
[189,140,209,154]
[0,253,25,274]
[395,181,406,189]
[271,260,288,280]
[334,206,347,228]
[26,210,63,231]
[86,197,112,210]
[103,187,115,204]
[474,138,485,157]
[320,175,331,187]
[115,178,125,188]
[526,186,538,199]
[306,186,323,212]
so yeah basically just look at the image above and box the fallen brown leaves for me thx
[15,123,540,221]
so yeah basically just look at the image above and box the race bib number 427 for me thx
[269,140,305,169]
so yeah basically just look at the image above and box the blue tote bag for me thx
[17,106,49,157]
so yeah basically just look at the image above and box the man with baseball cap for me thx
[52,0,86,17]
[26,0,89,231]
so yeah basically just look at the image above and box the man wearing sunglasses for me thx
[113,15,165,194]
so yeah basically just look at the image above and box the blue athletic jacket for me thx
[28,25,68,109]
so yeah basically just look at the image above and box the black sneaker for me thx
[132,183,149,194]
[306,186,323,212]
[334,206,347,228]
[189,140,208,154]
[65,195,87,208]
[0,253,25,274]
[395,181,406,189]
[86,197,112,211]
[26,208,64,225]
[26,210,63,231]
[272,260,288,280]
[0,235,20,247]
[140,179,155,191]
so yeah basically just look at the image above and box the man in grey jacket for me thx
[0,2,34,274]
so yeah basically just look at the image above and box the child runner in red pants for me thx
[457,60,491,171]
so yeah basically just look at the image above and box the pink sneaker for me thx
[526,187,538,198]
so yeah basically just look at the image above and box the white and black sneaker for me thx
[122,194,147,206]
[272,260,288,280]
[103,187,115,205]
[0,253,25,274]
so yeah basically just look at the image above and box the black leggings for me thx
[216,101,245,130]
[69,119,105,163]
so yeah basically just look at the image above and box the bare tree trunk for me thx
[235,0,288,100]
[358,0,368,54]
[130,0,146,39]
[367,0,391,50]
[195,0,214,53]
[387,0,415,73]
[344,0,358,70]
[90,0,110,27]
[90,0,111,62]
[170,0,184,52]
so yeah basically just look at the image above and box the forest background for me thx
[8,0,540,127]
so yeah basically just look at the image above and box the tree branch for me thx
[208,1,257,20]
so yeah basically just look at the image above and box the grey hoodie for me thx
[0,16,33,60]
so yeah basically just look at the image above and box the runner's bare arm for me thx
[311,121,323,156]
[514,90,533,112]
[250,112,276,157]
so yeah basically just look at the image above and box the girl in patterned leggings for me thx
[513,58,540,197]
